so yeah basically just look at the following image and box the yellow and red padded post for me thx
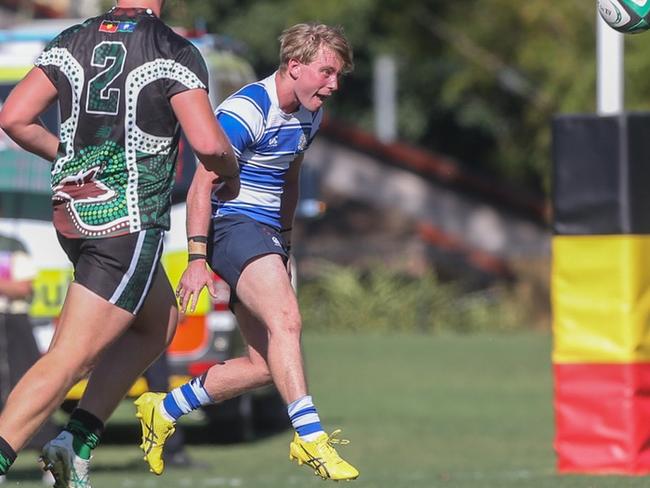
[552,113,650,473]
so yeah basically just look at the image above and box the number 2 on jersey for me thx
[86,41,127,115]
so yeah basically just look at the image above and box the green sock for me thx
[0,436,16,475]
[0,452,13,475]
[64,409,104,460]
[65,419,101,461]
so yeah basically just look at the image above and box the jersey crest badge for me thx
[99,21,118,33]
[117,21,137,33]
[99,20,137,33]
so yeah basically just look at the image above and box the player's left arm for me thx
[279,153,304,253]
[0,68,59,162]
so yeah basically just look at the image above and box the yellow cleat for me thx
[134,392,176,475]
[289,429,359,481]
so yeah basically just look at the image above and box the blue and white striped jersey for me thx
[212,72,323,229]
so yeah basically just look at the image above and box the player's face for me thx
[294,46,344,112]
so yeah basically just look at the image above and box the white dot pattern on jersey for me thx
[130,124,172,155]
[124,59,205,233]
[35,48,84,175]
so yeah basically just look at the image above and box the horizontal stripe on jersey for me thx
[212,72,323,229]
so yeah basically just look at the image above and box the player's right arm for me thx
[0,68,59,162]
[170,88,240,201]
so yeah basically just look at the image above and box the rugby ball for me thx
[598,0,650,33]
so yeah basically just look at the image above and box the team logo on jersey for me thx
[271,236,282,248]
[297,133,308,152]
[52,166,116,204]
[269,136,279,147]
[99,20,137,33]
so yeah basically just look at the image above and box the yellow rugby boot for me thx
[289,429,359,481]
[134,392,176,475]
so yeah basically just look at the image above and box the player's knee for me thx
[268,313,302,338]
[286,317,302,337]
[45,348,95,383]
[75,355,99,379]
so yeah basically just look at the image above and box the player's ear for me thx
[288,59,301,80]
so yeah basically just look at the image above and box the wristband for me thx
[188,236,208,256]
[188,253,207,262]
[188,235,208,243]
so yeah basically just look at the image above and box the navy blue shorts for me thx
[208,214,289,302]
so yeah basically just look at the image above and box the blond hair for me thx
[278,23,353,74]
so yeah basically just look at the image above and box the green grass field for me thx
[6,332,650,487]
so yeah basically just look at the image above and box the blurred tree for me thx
[159,0,617,194]
[420,1,597,192]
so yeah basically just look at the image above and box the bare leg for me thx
[77,269,178,421]
[0,283,134,450]
[201,304,272,402]
[234,254,307,404]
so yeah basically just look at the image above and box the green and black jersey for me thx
[35,7,208,238]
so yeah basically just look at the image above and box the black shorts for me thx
[57,228,164,314]
[208,214,289,304]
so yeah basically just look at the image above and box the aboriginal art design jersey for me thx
[213,73,323,229]
[35,7,208,238]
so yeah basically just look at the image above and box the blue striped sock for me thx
[160,376,212,421]
[288,395,325,441]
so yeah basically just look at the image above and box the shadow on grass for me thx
[101,391,291,446]
[2,466,49,484]
[102,419,290,446]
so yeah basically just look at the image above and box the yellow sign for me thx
[30,268,73,317]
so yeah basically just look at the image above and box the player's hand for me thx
[176,260,216,313]
[214,173,240,202]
